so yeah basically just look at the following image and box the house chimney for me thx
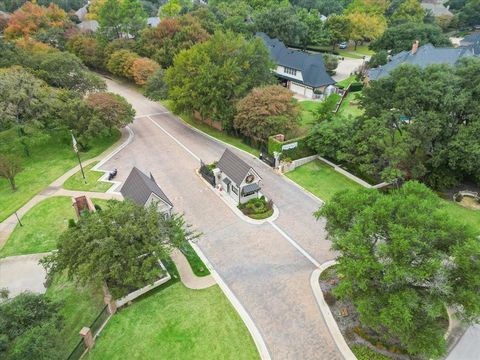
[411,40,419,55]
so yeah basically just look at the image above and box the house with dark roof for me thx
[214,149,262,204]
[120,167,173,217]
[257,32,336,99]
[367,41,473,82]
[460,32,480,56]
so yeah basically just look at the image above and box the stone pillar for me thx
[79,327,94,349]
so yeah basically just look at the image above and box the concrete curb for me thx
[194,170,279,226]
[190,242,272,360]
[93,125,135,194]
[311,261,357,360]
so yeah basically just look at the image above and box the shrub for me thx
[349,82,363,92]
[324,291,336,306]
[144,68,169,101]
[67,219,76,228]
[106,50,139,79]
[130,57,160,86]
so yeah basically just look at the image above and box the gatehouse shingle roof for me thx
[217,149,260,186]
[120,167,173,208]
[257,32,335,88]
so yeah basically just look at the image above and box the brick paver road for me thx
[102,79,342,360]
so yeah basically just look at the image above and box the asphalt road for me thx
[102,79,341,360]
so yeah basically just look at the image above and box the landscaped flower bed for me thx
[319,265,449,360]
[238,196,273,220]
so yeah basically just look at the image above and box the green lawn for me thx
[338,92,364,118]
[160,100,259,157]
[181,242,211,277]
[63,161,111,193]
[0,197,111,258]
[0,129,120,222]
[87,282,259,360]
[351,345,392,360]
[286,160,362,202]
[300,100,320,127]
[336,75,358,89]
[46,274,105,359]
[442,200,480,235]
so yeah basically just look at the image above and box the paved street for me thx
[446,325,480,360]
[103,79,341,360]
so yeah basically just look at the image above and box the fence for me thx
[66,305,110,360]
[67,339,87,360]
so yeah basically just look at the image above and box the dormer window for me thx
[284,67,297,76]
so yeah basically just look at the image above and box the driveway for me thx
[446,325,480,360]
[0,253,48,298]
[333,57,366,82]
[103,79,341,360]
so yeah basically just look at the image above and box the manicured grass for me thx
[0,197,111,258]
[87,282,259,360]
[442,200,480,235]
[46,274,105,359]
[300,100,320,127]
[63,161,111,193]
[0,129,120,222]
[338,92,364,118]
[286,160,362,202]
[180,242,210,277]
[161,100,259,157]
[336,75,358,89]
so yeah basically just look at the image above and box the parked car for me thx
[338,42,348,49]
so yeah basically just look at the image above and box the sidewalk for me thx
[170,249,216,290]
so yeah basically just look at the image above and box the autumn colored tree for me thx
[234,85,300,141]
[106,49,139,78]
[5,2,70,39]
[85,92,135,131]
[390,0,425,25]
[139,14,209,67]
[130,57,160,85]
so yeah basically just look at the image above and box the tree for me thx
[0,154,21,190]
[41,200,190,298]
[0,67,59,131]
[323,53,338,74]
[368,49,388,67]
[106,49,139,78]
[167,31,274,131]
[458,0,480,27]
[0,292,63,359]
[158,0,181,18]
[370,22,451,54]
[4,2,71,40]
[346,0,389,15]
[316,181,480,358]
[66,34,105,69]
[234,85,300,141]
[390,0,425,25]
[97,0,147,40]
[255,6,309,46]
[144,68,169,100]
[346,12,386,49]
[325,14,351,50]
[130,57,160,85]
[35,51,106,94]
[139,14,209,68]
[85,92,135,132]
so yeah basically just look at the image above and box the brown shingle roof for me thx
[217,149,260,186]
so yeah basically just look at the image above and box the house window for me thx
[232,186,238,195]
[284,67,297,76]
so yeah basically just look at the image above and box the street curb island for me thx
[311,261,357,360]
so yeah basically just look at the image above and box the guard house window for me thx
[284,67,297,76]
[232,186,238,195]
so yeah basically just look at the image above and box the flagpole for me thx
[71,131,86,180]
